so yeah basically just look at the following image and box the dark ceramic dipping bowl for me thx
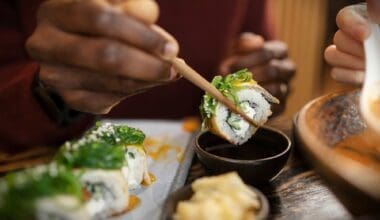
[195,126,291,185]
[161,184,269,220]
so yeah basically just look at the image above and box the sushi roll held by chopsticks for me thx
[200,69,279,145]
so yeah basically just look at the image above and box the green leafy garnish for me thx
[55,123,146,169]
[200,69,255,119]
[87,123,146,146]
[226,113,242,130]
[0,164,83,220]
[55,142,125,169]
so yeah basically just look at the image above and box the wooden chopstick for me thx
[171,58,259,127]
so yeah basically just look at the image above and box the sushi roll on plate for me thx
[74,123,152,188]
[123,145,151,189]
[80,169,129,217]
[55,140,130,217]
[200,69,279,145]
[54,123,152,217]
[0,123,153,219]
[0,164,89,220]
[36,195,89,220]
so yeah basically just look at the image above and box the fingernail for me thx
[353,23,371,41]
[239,32,264,51]
[162,42,178,60]
[354,70,365,84]
[280,83,288,94]
[241,32,257,40]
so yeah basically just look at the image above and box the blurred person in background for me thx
[0,0,295,152]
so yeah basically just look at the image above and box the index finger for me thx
[263,41,288,59]
[228,49,273,72]
[236,32,265,54]
[336,4,370,41]
[39,0,178,60]
[229,41,288,71]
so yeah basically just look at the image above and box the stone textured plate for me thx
[294,91,380,215]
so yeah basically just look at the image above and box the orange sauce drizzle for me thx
[127,195,141,211]
[182,117,201,133]
[149,172,156,183]
[143,138,156,146]
[142,172,156,187]
[143,138,183,163]
[148,144,171,160]
[82,188,91,201]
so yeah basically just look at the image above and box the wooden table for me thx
[186,117,353,220]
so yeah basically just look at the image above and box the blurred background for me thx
[268,0,363,117]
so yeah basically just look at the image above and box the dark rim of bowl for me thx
[195,126,291,164]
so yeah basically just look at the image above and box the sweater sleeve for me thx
[0,61,94,152]
[241,0,275,40]
[0,1,94,152]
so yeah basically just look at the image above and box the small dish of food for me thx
[161,172,269,220]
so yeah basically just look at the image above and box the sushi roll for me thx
[122,145,151,189]
[80,169,129,217]
[36,195,89,220]
[54,123,152,216]
[0,164,89,220]
[200,69,279,145]
[71,123,151,188]
[55,141,130,217]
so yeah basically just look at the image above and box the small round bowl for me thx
[194,126,291,185]
[161,184,269,220]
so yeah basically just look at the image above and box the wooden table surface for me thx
[186,117,353,220]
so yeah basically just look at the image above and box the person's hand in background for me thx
[324,0,380,85]
[219,33,296,115]
[26,0,179,114]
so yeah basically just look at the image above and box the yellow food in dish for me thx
[175,172,261,220]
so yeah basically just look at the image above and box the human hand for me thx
[219,33,295,115]
[26,0,179,114]
[324,1,380,85]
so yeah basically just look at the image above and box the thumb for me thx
[236,32,265,54]
[109,0,159,24]
[151,25,179,59]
